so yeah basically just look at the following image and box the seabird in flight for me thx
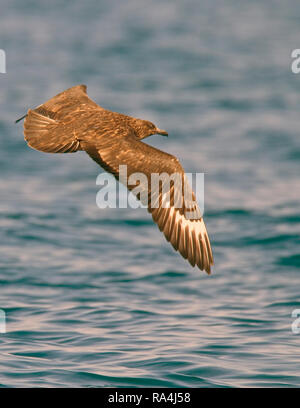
[20,85,213,273]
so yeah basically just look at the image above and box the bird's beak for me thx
[156,128,168,137]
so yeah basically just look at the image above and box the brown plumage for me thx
[22,84,213,274]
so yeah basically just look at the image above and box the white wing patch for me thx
[152,188,213,274]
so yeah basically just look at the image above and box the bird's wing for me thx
[35,84,103,118]
[24,86,105,153]
[18,84,103,123]
[85,136,213,274]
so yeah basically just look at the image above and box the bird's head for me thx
[132,119,168,140]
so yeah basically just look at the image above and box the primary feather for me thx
[22,85,213,274]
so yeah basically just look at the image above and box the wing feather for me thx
[84,137,213,274]
[22,84,213,273]
[23,85,105,154]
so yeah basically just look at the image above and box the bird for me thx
[20,85,213,274]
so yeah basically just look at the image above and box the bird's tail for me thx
[23,85,97,153]
[24,109,81,153]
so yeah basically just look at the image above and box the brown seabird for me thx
[21,85,213,274]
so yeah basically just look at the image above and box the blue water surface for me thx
[0,0,300,387]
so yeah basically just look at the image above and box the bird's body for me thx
[22,85,213,274]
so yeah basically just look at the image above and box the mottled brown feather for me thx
[23,84,213,274]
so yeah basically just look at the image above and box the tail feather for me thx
[24,109,81,153]
[23,84,102,154]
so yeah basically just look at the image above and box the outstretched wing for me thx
[22,84,213,273]
[23,85,104,153]
[32,84,103,118]
[84,136,213,274]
